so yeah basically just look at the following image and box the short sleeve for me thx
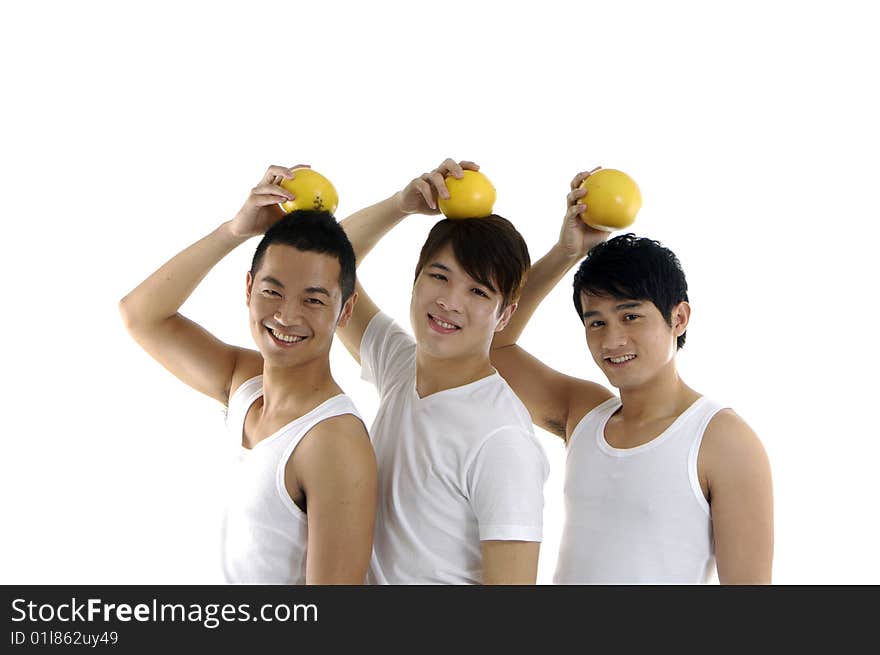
[467,428,550,542]
[359,312,416,397]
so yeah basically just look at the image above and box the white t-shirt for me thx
[361,312,549,585]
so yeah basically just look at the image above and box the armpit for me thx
[543,417,567,438]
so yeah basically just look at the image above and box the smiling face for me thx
[581,292,689,391]
[246,244,354,368]
[410,243,515,362]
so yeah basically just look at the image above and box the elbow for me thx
[118,294,146,334]
[118,295,135,330]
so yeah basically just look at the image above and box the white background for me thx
[2,1,877,584]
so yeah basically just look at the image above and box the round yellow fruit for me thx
[578,168,642,231]
[438,170,496,219]
[279,168,339,214]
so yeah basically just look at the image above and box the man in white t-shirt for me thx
[490,168,774,584]
[336,158,549,584]
[119,165,376,584]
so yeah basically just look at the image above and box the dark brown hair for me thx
[413,215,530,311]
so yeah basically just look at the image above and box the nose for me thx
[435,289,465,314]
[600,324,628,352]
[274,300,303,327]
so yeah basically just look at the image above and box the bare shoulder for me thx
[296,414,374,469]
[700,409,771,480]
[703,409,764,450]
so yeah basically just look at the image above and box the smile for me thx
[267,326,307,344]
[428,313,461,333]
[606,354,636,366]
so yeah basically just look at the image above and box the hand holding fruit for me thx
[577,168,641,231]
[394,158,483,216]
[279,168,338,214]
[558,167,611,259]
[230,165,305,238]
[437,169,496,219]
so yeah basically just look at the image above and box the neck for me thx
[617,359,699,423]
[260,356,339,416]
[415,349,496,397]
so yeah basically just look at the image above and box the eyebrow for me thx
[428,262,497,293]
[261,277,331,297]
[582,301,644,319]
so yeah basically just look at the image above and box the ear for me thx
[494,302,518,333]
[336,291,358,328]
[245,271,254,305]
[671,301,691,338]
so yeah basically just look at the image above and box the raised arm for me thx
[335,158,478,363]
[118,165,303,403]
[491,168,613,438]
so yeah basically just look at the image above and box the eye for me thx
[623,313,641,321]
[306,298,326,306]
[429,273,447,281]
[261,289,280,297]
[471,288,489,298]
[588,320,605,328]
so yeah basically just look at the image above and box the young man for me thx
[336,158,549,585]
[119,165,376,584]
[491,169,774,584]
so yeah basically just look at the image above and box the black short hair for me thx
[572,233,689,349]
[250,210,356,306]
[414,215,531,312]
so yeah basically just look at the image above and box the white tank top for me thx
[554,395,726,584]
[221,375,363,584]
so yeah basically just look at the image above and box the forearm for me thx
[493,242,582,348]
[119,221,248,329]
[339,195,408,265]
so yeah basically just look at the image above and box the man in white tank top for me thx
[119,165,376,584]
[334,159,549,584]
[491,168,774,584]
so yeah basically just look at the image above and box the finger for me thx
[442,159,465,179]
[252,193,292,207]
[427,171,450,198]
[570,166,602,190]
[565,203,585,222]
[276,164,310,186]
[459,160,479,172]
[436,157,458,174]
[436,157,466,179]
[567,188,587,206]
[414,179,436,209]
[263,165,296,184]
[253,183,295,200]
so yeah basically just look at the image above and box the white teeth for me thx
[432,316,458,329]
[609,354,636,364]
[271,328,305,343]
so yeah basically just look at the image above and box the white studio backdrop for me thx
[1,1,877,584]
